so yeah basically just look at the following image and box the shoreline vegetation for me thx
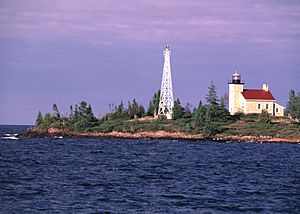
[24,82,300,143]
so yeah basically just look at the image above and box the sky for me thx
[0,0,300,125]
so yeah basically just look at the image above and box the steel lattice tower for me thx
[158,46,174,119]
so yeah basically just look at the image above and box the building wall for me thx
[245,100,274,114]
[274,103,284,116]
[229,84,244,115]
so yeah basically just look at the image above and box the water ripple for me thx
[0,126,300,213]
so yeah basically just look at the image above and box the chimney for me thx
[263,84,269,92]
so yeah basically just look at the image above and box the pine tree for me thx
[183,103,192,118]
[206,81,219,107]
[117,101,124,114]
[127,101,133,119]
[173,98,184,120]
[69,105,74,118]
[146,90,160,116]
[193,105,206,126]
[296,92,300,119]
[74,104,79,121]
[42,113,52,129]
[197,100,203,108]
[153,90,160,116]
[146,101,155,116]
[52,103,60,118]
[35,111,44,126]
[137,105,145,118]
[286,89,299,119]
[132,99,139,118]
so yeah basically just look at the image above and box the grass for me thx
[222,114,300,138]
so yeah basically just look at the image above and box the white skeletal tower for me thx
[158,46,174,119]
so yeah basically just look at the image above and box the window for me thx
[276,108,279,113]
[266,104,269,109]
[258,104,261,109]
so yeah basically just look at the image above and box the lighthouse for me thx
[228,71,284,116]
[228,71,244,115]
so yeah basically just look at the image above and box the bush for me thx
[259,110,272,124]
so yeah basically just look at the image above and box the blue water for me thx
[0,125,299,213]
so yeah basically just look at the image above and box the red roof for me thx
[241,89,275,100]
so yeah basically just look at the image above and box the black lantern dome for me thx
[232,71,241,84]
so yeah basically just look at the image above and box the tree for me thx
[127,101,133,119]
[173,98,184,120]
[220,93,228,109]
[69,105,74,118]
[206,81,219,107]
[203,107,220,136]
[52,103,60,118]
[73,102,97,131]
[296,92,300,119]
[132,99,139,119]
[286,89,300,119]
[42,113,52,129]
[146,90,160,116]
[154,90,160,116]
[183,103,192,118]
[117,101,125,114]
[35,111,44,126]
[137,105,145,118]
[193,105,206,126]
[146,101,155,116]
[197,100,203,108]
[74,105,79,120]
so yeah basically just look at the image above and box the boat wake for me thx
[1,133,19,140]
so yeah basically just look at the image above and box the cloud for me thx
[0,0,299,47]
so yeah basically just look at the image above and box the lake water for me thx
[0,125,299,213]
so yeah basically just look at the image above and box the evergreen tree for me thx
[127,101,134,119]
[173,98,184,120]
[206,81,219,107]
[220,93,228,109]
[42,113,52,129]
[87,104,96,121]
[35,111,44,126]
[146,101,155,116]
[153,90,161,116]
[74,104,79,121]
[197,100,203,108]
[52,103,60,118]
[69,105,74,118]
[286,89,299,119]
[193,105,206,126]
[132,99,139,118]
[146,90,160,116]
[117,101,124,114]
[137,105,145,118]
[183,103,192,118]
[296,92,300,119]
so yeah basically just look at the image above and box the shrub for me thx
[259,110,272,124]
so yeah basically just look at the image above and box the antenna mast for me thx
[158,46,174,119]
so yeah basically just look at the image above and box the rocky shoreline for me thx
[21,127,300,143]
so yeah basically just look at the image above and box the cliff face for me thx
[23,127,300,143]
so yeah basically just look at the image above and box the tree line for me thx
[35,82,299,134]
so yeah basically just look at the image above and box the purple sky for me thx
[1,0,300,125]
